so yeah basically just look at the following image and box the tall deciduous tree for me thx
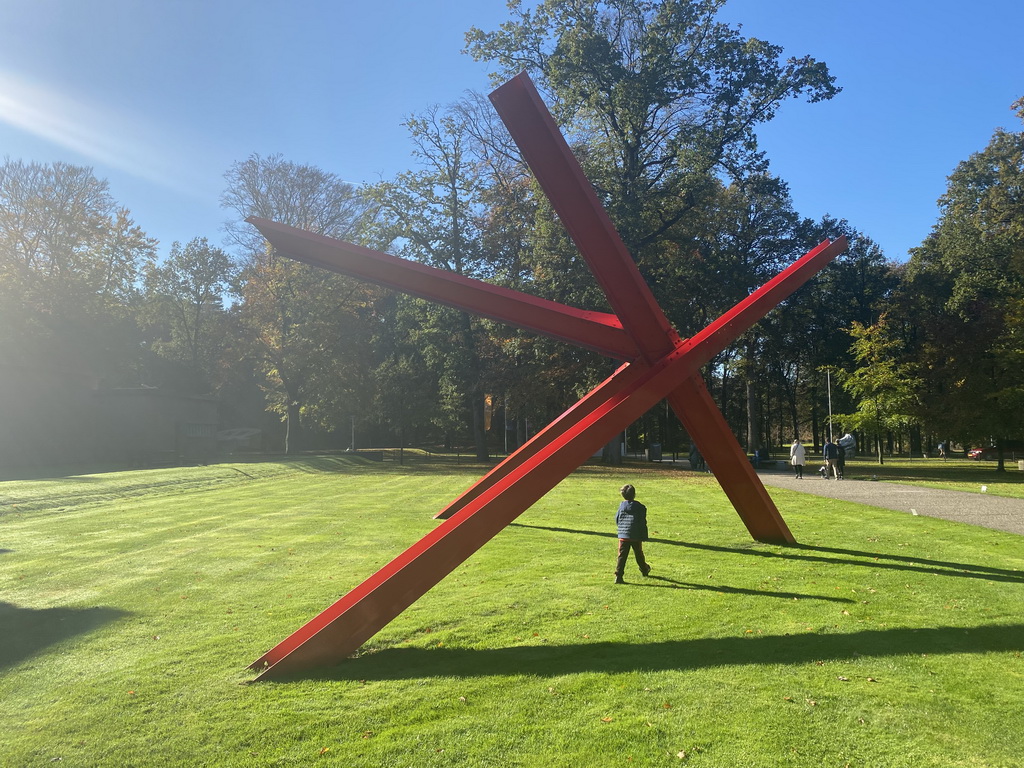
[367,107,495,460]
[837,316,921,465]
[465,0,841,455]
[141,237,237,392]
[465,0,840,262]
[222,153,378,453]
[900,102,1024,468]
[0,159,155,467]
[773,217,895,449]
[0,159,155,381]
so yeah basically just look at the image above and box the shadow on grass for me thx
[635,574,853,603]
[510,523,1024,584]
[277,623,1024,682]
[0,602,129,671]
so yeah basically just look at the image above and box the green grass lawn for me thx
[836,456,1024,499]
[1,457,1023,767]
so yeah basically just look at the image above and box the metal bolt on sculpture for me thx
[246,73,847,680]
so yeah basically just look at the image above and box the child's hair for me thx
[620,484,635,501]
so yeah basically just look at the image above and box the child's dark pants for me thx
[616,539,649,577]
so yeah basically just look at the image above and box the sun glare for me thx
[0,69,207,196]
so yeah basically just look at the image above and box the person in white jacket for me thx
[790,438,806,479]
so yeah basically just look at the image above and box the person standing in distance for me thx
[614,484,651,584]
[823,437,840,480]
[790,438,806,479]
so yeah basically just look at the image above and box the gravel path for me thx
[756,467,1024,536]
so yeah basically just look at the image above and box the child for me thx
[614,484,651,584]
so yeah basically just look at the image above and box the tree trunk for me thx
[602,435,623,465]
[745,378,760,454]
[810,384,820,452]
[285,400,302,455]
[470,387,488,462]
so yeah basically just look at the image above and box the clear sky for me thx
[1,0,1021,262]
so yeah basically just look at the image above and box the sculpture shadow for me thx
[276,623,1024,683]
[509,523,1024,585]
[0,601,129,671]
[632,574,853,603]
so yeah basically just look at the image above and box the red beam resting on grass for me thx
[247,71,847,680]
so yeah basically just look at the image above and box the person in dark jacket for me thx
[823,438,839,480]
[614,484,651,584]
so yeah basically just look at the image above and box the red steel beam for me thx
[252,357,653,678]
[669,375,794,543]
[252,332,733,679]
[247,217,639,362]
[489,73,679,359]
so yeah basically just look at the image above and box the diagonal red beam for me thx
[489,73,679,359]
[247,216,639,361]
[669,375,794,542]
[676,237,847,368]
[251,358,652,678]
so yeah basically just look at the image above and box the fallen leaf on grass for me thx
[601,717,613,723]
[318,747,330,755]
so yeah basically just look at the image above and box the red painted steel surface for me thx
[247,72,847,679]
[489,74,679,359]
[246,217,638,362]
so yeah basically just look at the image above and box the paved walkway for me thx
[755,467,1024,536]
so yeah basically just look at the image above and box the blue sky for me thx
[1,0,1021,262]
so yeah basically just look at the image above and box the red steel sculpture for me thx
[247,73,847,680]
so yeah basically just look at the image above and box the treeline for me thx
[2,1,1022,469]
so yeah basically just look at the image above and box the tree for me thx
[366,107,496,460]
[465,0,840,263]
[0,159,155,467]
[222,153,379,453]
[836,316,921,464]
[141,237,236,392]
[773,218,896,449]
[0,159,155,382]
[899,104,1024,468]
[465,0,841,456]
